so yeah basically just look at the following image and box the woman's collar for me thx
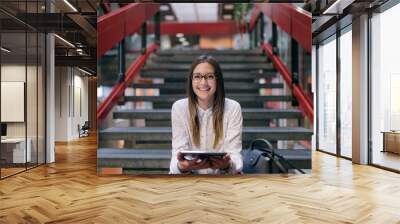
[196,103,213,114]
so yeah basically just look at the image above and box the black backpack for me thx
[241,139,305,174]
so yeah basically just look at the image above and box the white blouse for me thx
[169,98,243,174]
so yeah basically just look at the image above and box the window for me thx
[339,28,352,158]
[370,3,400,171]
[0,1,46,179]
[317,36,337,154]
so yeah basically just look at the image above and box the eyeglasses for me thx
[192,73,216,82]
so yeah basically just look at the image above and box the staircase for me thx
[98,49,313,174]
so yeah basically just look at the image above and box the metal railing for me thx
[97,4,161,120]
[249,3,313,124]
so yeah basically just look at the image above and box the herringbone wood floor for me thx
[1,135,400,224]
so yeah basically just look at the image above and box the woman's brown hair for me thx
[187,55,225,149]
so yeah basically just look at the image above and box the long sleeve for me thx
[169,98,243,175]
[169,101,190,174]
[222,102,243,174]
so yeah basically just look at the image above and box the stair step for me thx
[157,49,263,56]
[152,102,266,109]
[152,55,267,63]
[98,141,274,150]
[144,63,273,71]
[98,149,171,169]
[122,169,169,174]
[143,120,278,127]
[131,82,284,91]
[97,148,311,170]
[124,95,291,104]
[99,127,312,141]
[113,108,302,120]
[140,70,275,80]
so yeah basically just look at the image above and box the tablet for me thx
[180,151,227,160]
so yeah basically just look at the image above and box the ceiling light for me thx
[78,67,93,76]
[179,37,186,42]
[224,4,234,10]
[223,14,232,20]
[160,5,169,11]
[171,3,218,22]
[182,41,189,46]
[170,3,196,22]
[54,34,75,48]
[1,47,11,53]
[76,48,83,52]
[63,0,78,12]
[322,0,354,15]
[164,15,175,21]
[195,3,218,22]
[176,33,184,38]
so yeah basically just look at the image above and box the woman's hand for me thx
[209,155,231,170]
[177,152,210,173]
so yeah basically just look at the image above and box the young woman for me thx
[169,55,243,174]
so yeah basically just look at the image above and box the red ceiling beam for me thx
[147,21,241,36]
[251,3,311,53]
[97,3,159,58]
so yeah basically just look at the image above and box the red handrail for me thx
[97,43,158,120]
[97,3,159,58]
[262,43,314,123]
[250,3,311,53]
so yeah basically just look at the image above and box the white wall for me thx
[1,63,46,164]
[54,67,68,141]
[77,71,89,138]
[1,65,39,137]
[54,67,89,141]
[1,66,26,135]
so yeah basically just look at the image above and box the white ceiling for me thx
[170,3,218,22]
